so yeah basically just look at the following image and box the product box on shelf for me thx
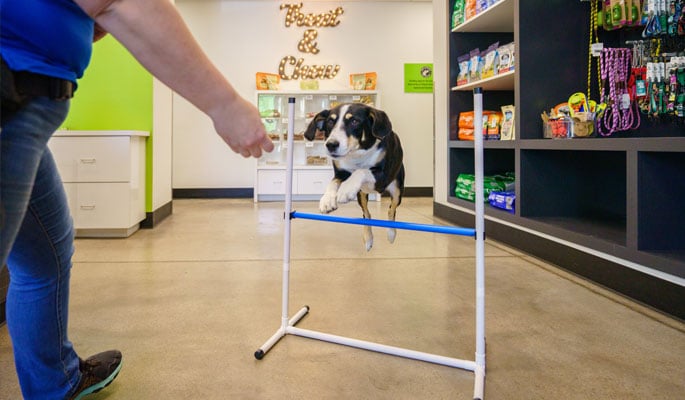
[455,173,514,202]
[488,190,515,213]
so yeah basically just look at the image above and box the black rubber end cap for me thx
[254,350,265,360]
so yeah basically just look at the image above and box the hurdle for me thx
[256,89,486,400]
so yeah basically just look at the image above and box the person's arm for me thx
[74,0,273,158]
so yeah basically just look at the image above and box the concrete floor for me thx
[1,198,683,399]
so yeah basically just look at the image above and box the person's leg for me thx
[6,148,82,399]
[1,96,81,399]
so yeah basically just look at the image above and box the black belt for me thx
[13,70,74,101]
[1,57,74,101]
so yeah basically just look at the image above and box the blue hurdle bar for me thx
[291,211,476,237]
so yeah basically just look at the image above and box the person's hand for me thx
[210,96,274,158]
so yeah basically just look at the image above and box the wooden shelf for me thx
[451,70,515,91]
[452,0,514,33]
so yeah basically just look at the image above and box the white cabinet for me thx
[49,130,149,237]
[254,90,379,202]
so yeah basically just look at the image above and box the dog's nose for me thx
[326,140,339,152]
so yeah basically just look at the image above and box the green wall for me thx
[62,35,154,211]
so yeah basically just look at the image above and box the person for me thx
[0,0,274,398]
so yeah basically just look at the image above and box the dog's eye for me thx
[326,119,336,129]
[349,118,360,127]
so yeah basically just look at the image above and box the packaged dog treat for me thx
[464,0,477,21]
[457,54,470,86]
[468,48,481,82]
[500,105,515,140]
[497,42,514,74]
[481,42,499,79]
[451,0,465,29]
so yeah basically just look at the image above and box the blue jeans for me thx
[1,96,81,399]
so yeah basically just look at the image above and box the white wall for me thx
[173,0,434,189]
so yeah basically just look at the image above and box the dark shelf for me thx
[443,0,685,319]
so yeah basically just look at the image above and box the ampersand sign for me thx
[297,29,320,54]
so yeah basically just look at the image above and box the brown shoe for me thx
[67,350,122,400]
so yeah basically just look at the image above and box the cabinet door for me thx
[48,136,131,183]
[256,170,289,194]
[296,169,333,194]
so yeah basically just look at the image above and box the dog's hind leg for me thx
[385,182,402,244]
[357,192,374,251]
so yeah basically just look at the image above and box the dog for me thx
[304,103,405,251]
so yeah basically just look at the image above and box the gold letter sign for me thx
[278,3,343,80]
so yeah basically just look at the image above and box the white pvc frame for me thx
[256,90,486,399]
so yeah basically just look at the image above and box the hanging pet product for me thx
[597,47,642,135]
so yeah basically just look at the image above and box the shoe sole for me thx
[73,360,123,400]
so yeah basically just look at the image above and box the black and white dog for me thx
[304,103,405,251]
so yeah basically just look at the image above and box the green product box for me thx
[455,173,511,202]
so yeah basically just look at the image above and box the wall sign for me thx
[277,3,343,80]
[404,63,434,93]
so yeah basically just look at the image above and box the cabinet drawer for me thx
[256,170,288,194]
[48,136,131,182]
[296,169,333,194]
[63,182,143,229]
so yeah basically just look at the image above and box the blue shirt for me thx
[0,0,94,83]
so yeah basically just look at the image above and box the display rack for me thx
[254,90,379,202]
[256,93,489,399]
[437,0,685,319]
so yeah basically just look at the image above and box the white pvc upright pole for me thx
[473,87,486,400]
[281,97,297,331]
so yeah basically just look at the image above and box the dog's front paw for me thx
[336,181,359,204]
[319,192,337,213]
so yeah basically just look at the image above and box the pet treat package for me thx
[451,0,465,29]
[256,73,280,90]
[457,110,500,140]
[480,42,499,79]
[497,42,515,74]
[464,0,477,21]
[457,54,471,86]
[468,48,481,83]
[500,105,515,140]
[488,191,516,213]
[476,0,489,15]
[350,72,377,90]
[455,173,512,202]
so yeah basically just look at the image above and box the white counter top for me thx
[54,130,150,137]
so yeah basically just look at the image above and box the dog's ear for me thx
[370,108,392,139]
[304,110,330,141]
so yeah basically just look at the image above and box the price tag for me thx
[305,95,313,100]
[305,141,314,148]
[591,42,604,57]
[281,118,288,124]
[352,96,361,101]
[329,95,337,100]
[620,93,630,110]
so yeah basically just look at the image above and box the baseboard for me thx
[172,187,433,199]
[140,201,173,229]
[173,188,253,199]
[434,202,685,322]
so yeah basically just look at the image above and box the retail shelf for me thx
[449,139,516,149]
[451,70,515,92]
[451,0,514,33]
[519,137,685,151]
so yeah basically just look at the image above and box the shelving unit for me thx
[254,91,379,202]
[434,0,685,319]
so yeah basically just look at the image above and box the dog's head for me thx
[304,103,392,158]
